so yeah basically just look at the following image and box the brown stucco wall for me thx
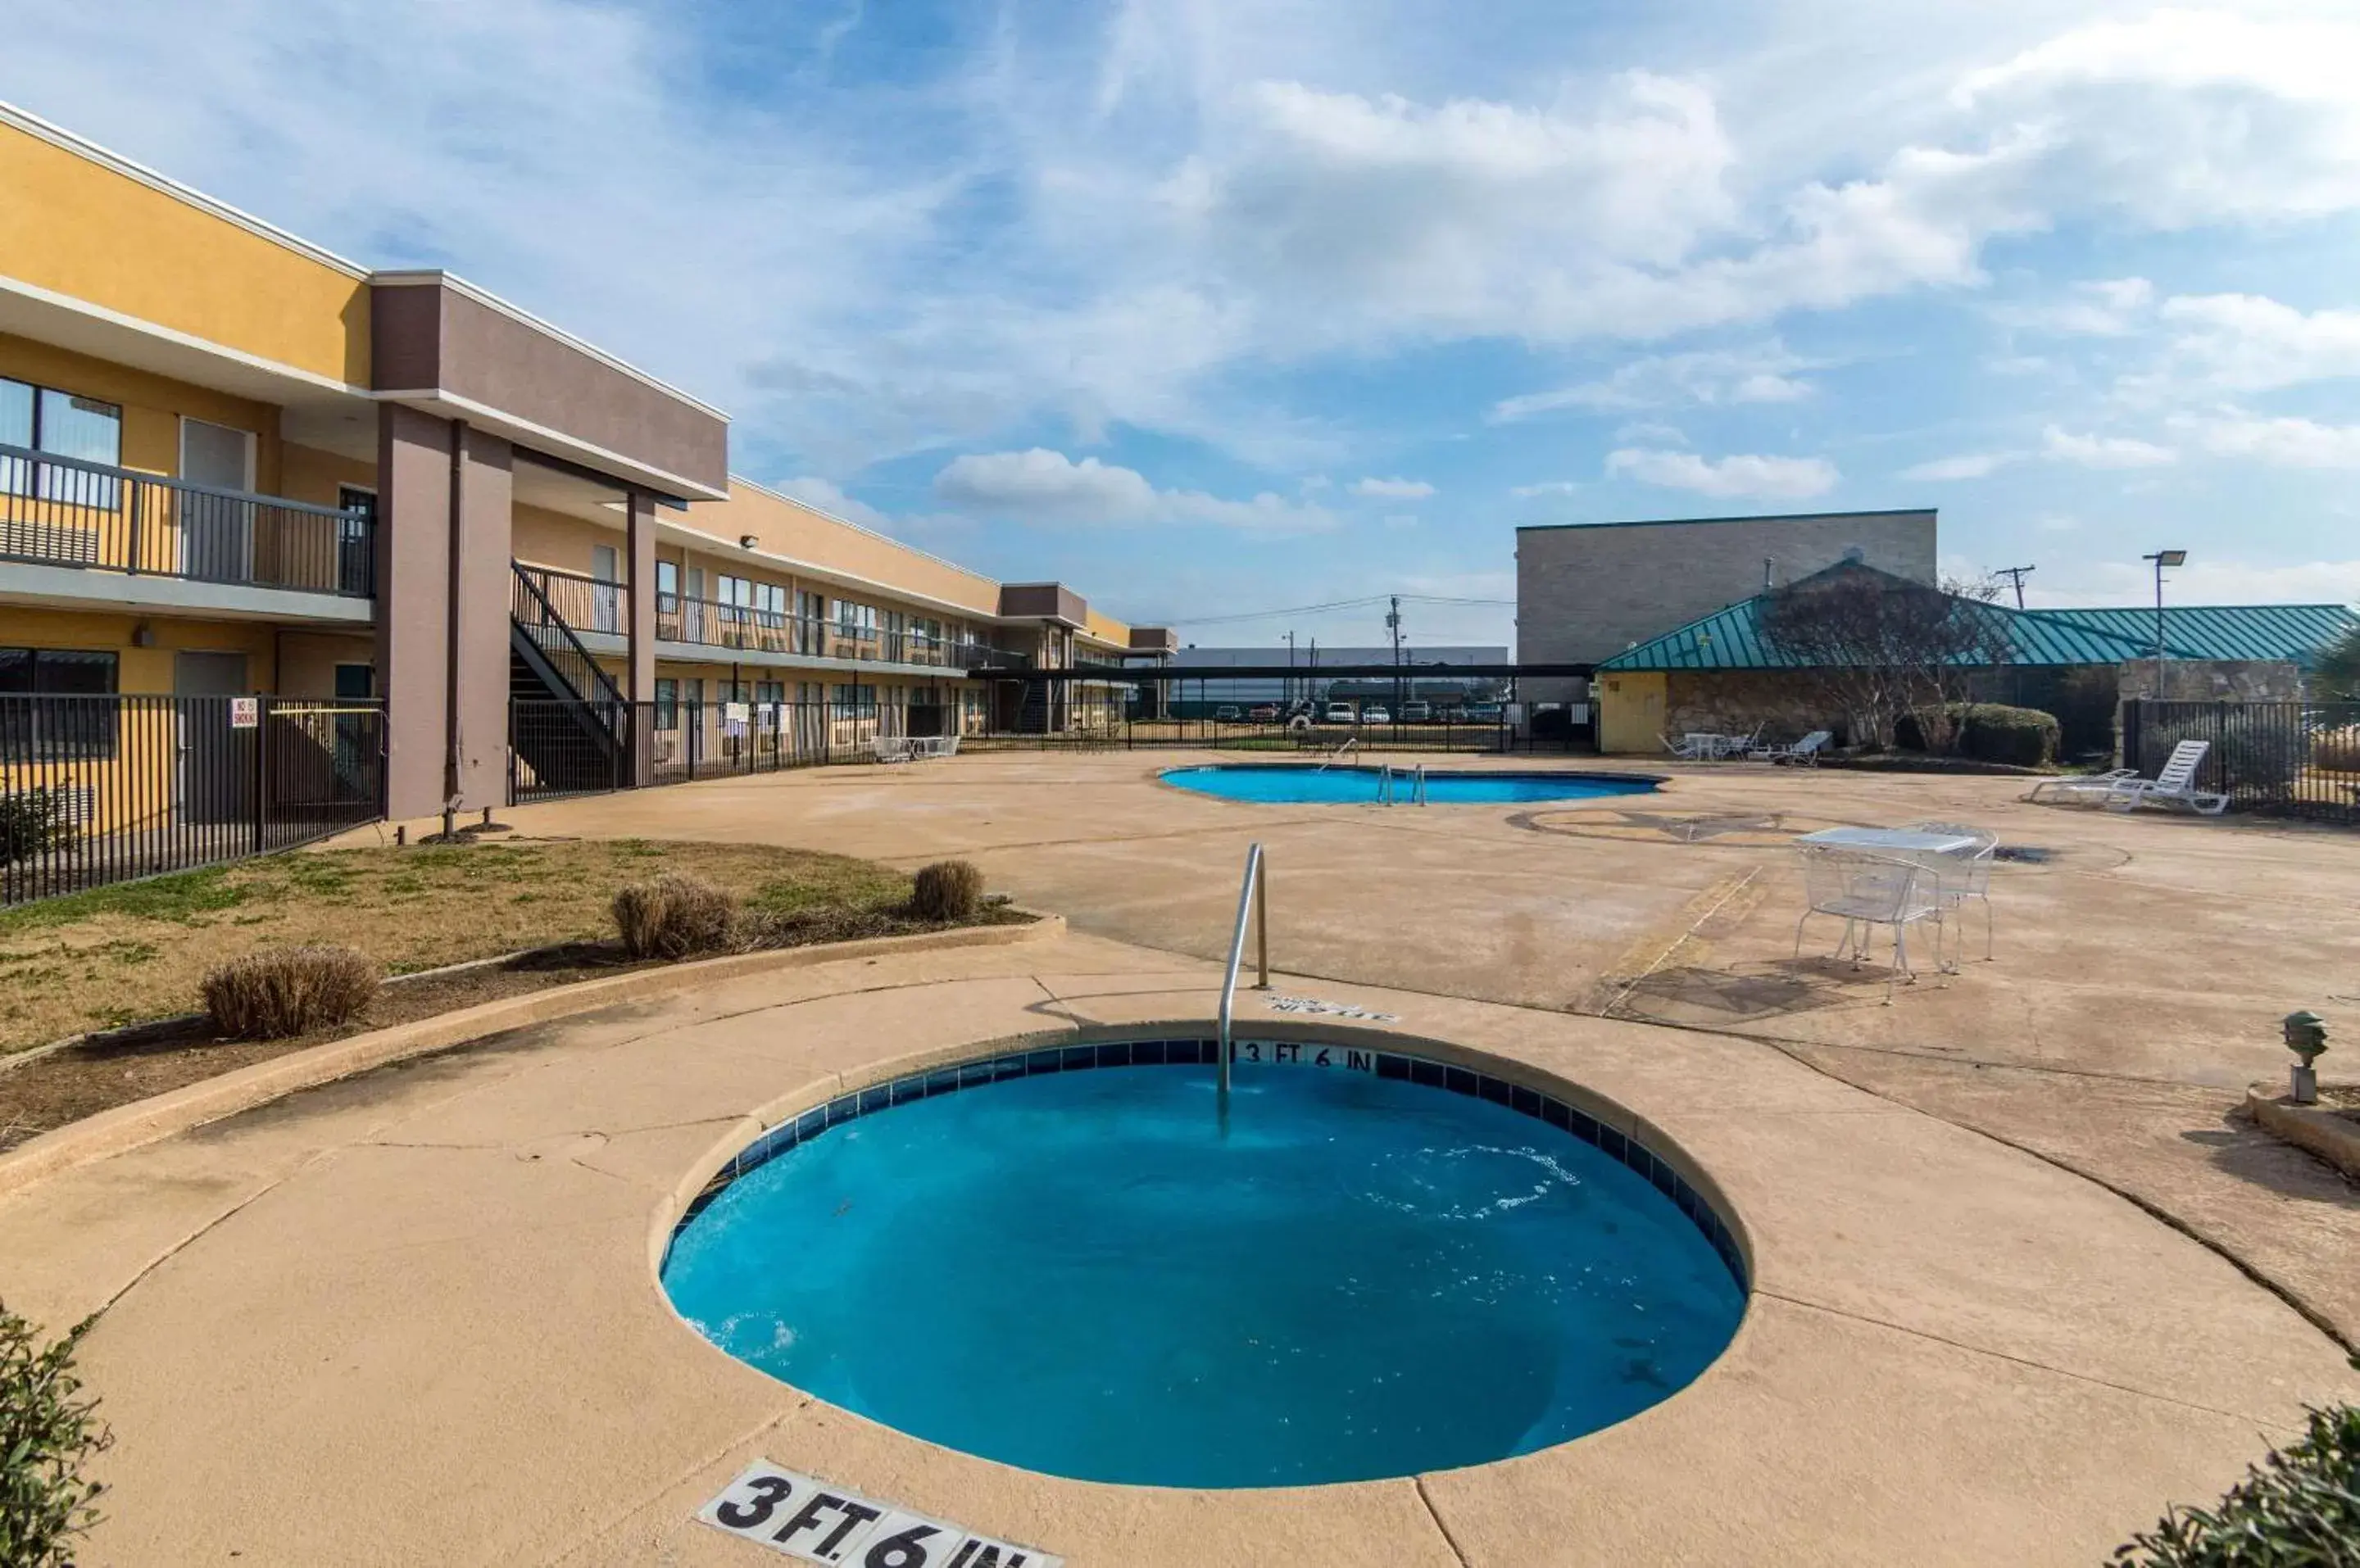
[370,279,727,496]
[375,403,452,819]
[1000,582,1087,623]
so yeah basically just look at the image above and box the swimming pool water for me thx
[662,1062,1745,1488]
[1160,764,1657,804]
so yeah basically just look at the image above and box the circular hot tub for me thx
[661,1036,1745,1488]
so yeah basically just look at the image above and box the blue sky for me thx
[8,0,2360,650]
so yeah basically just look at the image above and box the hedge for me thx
[1895,702,2060,768]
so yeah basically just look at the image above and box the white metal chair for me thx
[1662,732,1716,761]
[1794,845,1945,1002]
[869,735,914,764]
[1903,819,1996,967]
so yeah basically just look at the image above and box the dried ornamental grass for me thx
[611,872,739,959]
[201,945,379,1040]
[909,860,984,922]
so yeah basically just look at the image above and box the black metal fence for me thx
[2122,700,2360,823]
[1,696,387,906]
[964,714,1590,755]
[510,699,897,803]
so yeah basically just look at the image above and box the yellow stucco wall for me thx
[1,119,368,386]
[679,482,1003,618]
[0,605,281,693]
[1597,672,1669,755]
[1082,608,1131,650]
[0,331,286,486]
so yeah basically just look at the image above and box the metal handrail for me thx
[1317,737,1358,771]
[1215,841,1269,1114]
[1414,763,1427,805]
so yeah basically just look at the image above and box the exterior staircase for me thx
[510,563,630,795]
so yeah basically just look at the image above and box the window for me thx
[335,487,375,596]
[0,647,120,759]
[333,664,374,700]
[654,678,678,731]
[1,378,124,504]
[656,560,679,604]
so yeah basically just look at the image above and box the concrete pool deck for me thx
[3,749,2357,1563]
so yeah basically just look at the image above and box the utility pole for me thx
[1995,564,2035,610]
[1386,595,1404,714]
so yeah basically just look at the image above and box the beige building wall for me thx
[1518,510,1939,702]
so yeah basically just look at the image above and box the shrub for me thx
[908,859,984,922]
[2309,725,2360,776]
[0,790,75,868]
[1896,702,2059,767]
[202,945,379,1039]
[2114,1401,2359,1565]
[1,1303,111,1566]
[611,872,738,960]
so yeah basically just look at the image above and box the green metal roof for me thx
[1593,569,2356,673]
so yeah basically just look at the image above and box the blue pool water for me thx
[1160,763,1657,804]
[662,1061,1745,1489]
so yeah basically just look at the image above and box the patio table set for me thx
[1790,822,1996,1001]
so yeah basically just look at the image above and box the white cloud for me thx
[1901,451,2017,481]
[1350,476,1436,499]
[2154,293,2360,393]
[2041,426,2177,469]
[2172,410,2360,469]
[2030,558,2360,609]
[772,475,896,532]
[1605,448,1839,500]
[1993,276,2154,336]
[932,448,1337,532]
[1509,480,1584,498]
[1490,343,1815,419]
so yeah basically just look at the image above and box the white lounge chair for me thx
[2026,767,2140,804]
[1751,730,1831,765]
[2104,739,2228,815]
[1661,732,1716,760]
[1793,845,1945,1003]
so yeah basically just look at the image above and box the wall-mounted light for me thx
[739,534,760,550]
[132,622,156,648]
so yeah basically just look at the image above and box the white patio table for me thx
[1795,826,1986,971]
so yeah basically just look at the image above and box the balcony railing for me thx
[515,564,1023,668]
[0,442,374,598]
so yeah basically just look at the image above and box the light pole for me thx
[2142,550,2186,700]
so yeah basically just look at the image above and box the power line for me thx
[1165,591,1515,627]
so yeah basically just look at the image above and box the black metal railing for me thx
[0,442,374,597]
[511,564,626,708]
[2122,699,2360,822]
[512,564,1019,668]
[1,695,385,906]
[958,714,1579,755]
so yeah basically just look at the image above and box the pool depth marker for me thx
[701,1462,1062,1566]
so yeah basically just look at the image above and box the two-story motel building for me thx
[0,102,1172,825]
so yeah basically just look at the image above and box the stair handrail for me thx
[1317,736,1358,771]
[512,563,627,709]
[1216,841,1269,1116]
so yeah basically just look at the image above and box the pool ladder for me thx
[1376,763,1427,806]
[1216,842,1271,1117]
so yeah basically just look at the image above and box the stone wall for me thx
[1662,670,1840,745]
[2114,658,2302,704]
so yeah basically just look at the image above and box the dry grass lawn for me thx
[0,836,914,1056]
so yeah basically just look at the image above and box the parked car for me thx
[1400,701,1432,723]
[1248,704,1280,722]
[1215,705,1242,721]
[1324,702,1355,723]
[1464,702,1504,722]
[1361,706,1391,725]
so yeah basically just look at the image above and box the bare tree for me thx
[1759,567,2014,748]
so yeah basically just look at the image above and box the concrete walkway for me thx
[2,929,2353,1566]
[502,750,2360,1343]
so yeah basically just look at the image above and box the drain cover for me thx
[1994,845,2054,863]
